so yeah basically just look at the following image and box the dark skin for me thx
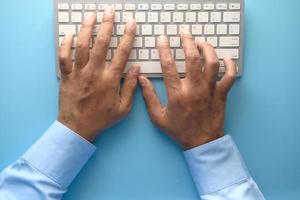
[58,6,236,149]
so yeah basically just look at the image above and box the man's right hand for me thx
[139,31,237,150]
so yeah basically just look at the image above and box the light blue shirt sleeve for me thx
[0,121,96,200]
[184,135,265,200]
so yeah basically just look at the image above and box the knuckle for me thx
[186,53,201,64]
[118,45,130,55]
[206,59,220,68]
[96,36,110,47]
[162,57,174,68]
[76,40,89,49]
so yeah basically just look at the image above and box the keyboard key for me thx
[204,24,215,35]
[164,4,175,10]
[110,37,118,47]
[114,4,123,10]
[177,4,188,10]
[216,3,227,10]
[151,49,160,60]
[173,12,184,22]
[138,4,149,10]
[207,37,218,47]
[154,25,165,35]
[215,49,239,59]
[133,37,143,47]
[139,49,149,60]
[106,49,112,60]
[223,12,240,22]
[71,12,82,23]
[203,3,214,10]
[135,12,146,22]
[85,4,96,10]
[195,37,206,43]
[98,4,109,10]
[167,25,177,35]
[151,4,162,10]
[229,3,240,10]
[179,24,190,32]
[97,12,103,22]
[84,12,94,20]
[198,12,209,22]
[170,37,180,47]
[125,4,136,10]
[148,12,159,22]
[58,12,69,22]
[129,50,137,60]
[145,37,156,47]
[210,12,221,23]
[217,24,227,35]
[142,25,152,35]
[115,12,121,22]
[219,37,239,47]
[229,24,240,34]
[123,12,133,22]
[175,49,185,60]
[191,24,202,35]
[58,3,69,10]
[186,12,196,23]
[59,25,76,35]
[190,4,201,10]
[71,4,83,10]
[116,25,125,35]
[161,12,171,22]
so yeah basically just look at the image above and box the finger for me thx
[110,18,136,77]
[75,13,96,69]
[157,35,181,96]
[180,29,202,82]
[91,6,114,67]
[120,66,140,114]
[59,34,73,76]
[217,57,237,99]
[197,42,220,87]
[139,76,164,125]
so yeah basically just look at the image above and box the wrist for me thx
[182,131,224,150]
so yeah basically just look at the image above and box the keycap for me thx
[179,24,190,32]
[123,12,133,22]
[215,49,239,59]
[223,12,240,22]
[142,25,152,35]
[164,4,175,10]
[216,3,227,10]
[203,4,214,10]
[198,12,209,22]
[151,49,160,60]
[125,4,136,10]
[114,4,122,10]
[139,49,149,60]
[217,24,227,35]
[71,12,82,23]
[84,12,94,20]
[186,12,196,23]
[135,12,146,22]
[58,3,69,10]
[170,37,180,47]
[59,25,76,35]
[145,37,155,47]
[58,12,69,22]
[114,12,121,22]
[71,4,83,10]
[133,37,143,47]
[195,37,206,43]
[177,4,188,10]
[85,4,96,10]
[161,12,171,22]
[129,50,137,60]
[207,37,218,47]
[106,49,112,60]
[116,25,125,35]
[173,12,184,22]
[98,4,109,10]
[219,37,239,47]
[154,25,165,35]
[151,4,162,10]
[191,25,202,35]
[204,24,215,35]
[190,4,201,10]
[167,25,177,35]
[176,49,185,59]
[97,12,103,22]
[210,12,221,23]
[229,24,240,34]
[148,12,158,22]
[110,37,118,47]
[138,4,149,10]
[229,3,240,10]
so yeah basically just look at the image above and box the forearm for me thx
[0,121,96,200]
[184,135,265,200]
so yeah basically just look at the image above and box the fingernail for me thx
[126,18,136,28]
[132,66,140,75]
[158,35,167,43]
[139,76,148,87]
[105,6,114,14]
[180,28,190,35]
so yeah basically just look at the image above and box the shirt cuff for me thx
[23,121,96,188]
[184,135,250,195]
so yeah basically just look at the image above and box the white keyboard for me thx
[54,0,244,77]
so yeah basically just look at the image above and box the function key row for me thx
[58,3,241,11]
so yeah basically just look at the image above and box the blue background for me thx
[1,0,300,199]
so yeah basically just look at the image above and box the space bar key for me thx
[123,61,186,74]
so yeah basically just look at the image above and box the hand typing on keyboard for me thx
[139,33,236,149]
[58,6,139,141]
